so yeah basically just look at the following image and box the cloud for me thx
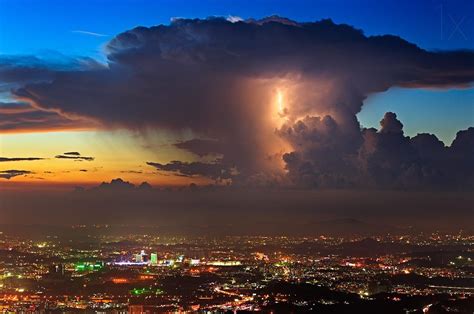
[226,15,243,23]
[174,139,224,157]
[0,54,103,88]
[0,102,37,114]
[82,178,152,192]
[0,55,103,133]
[147,160,236,181]
[0,157,44,162]
[72,30,108,37]
[55,152,94,161]
[120,170,143,174]
[379,112,404,134]
[281,112,474,189]
[3,17,474,188]
[279,114,361,188]
[0,169,33,179]
[0,102,94,133]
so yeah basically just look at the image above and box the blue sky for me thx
[1,0,472,143]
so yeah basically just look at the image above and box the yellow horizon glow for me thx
[0,130,212,188]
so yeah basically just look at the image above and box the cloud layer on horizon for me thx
[2,16,474,189]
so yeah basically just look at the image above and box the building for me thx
[150,253,158,265]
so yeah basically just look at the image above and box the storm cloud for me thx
[147,160,236,181]
[5,17,474,188]
[0,102,90,133]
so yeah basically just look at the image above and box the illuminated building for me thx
[190,259,200,266]
[150,253,158,265]
[49,264,65,276]
[75,262,102,272]
[207,261,242,266]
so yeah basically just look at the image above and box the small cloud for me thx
[0,169,33,179]
[55,152,94,161]
[120,170,143,174]
[0,157,44,162]
[72,30,108,37]
[64,152,81,156]
[227,15,243,23]
[170,17,185,23]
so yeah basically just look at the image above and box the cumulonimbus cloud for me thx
[4,16,474,188]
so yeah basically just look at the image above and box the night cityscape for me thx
[1,0,473,312]
[0,226,472,313]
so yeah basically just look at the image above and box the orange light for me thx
[139,275,153,280]
[112,278,128,284]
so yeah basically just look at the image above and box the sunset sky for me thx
[0,0,473,213]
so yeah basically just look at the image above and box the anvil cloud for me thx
[7,17,474,188]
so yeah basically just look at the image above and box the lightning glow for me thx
[277,89,284,113]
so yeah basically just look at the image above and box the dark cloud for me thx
[0,169,33,179]
[379,112,404,134]
[55,152,94,161]
[282,112,474,189]
[0,55,102,132]
[82,178,153,192]
[14,18,473,125]
[120,170,143,174]
[96,178,135,190]
[358,117,474,189]
[0,102,90,133]
[0,102,36,114]
[279,114,361,188]
[0,157,44,162]
[174,139,224,157]
[3,17,474,188]
[0,54,103,88]
[146,160,236,181]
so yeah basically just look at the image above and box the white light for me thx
[277,90,284,113]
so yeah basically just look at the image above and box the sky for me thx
[0,0,473,229]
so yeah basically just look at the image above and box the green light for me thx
[130,287,163,296]
[75,262,103,272]
[131,288,146,295]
